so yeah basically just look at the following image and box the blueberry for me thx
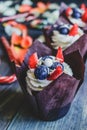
[72,12,81,19]
[72,8,82,19]
[34,65,49,80]
[58,27,69,35]
[72,8,78,13]
[50,62,64,70]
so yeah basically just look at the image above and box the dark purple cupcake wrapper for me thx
[64,34,87,62]
[13,40,85,121]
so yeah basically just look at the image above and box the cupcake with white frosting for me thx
[15,40,85,121]
[26,47,73,93]
[44,23,83,50]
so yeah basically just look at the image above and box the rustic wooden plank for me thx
[0,83,24,130]
[7,60,87,130]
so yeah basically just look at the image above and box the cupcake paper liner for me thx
[64,34,87,62]
[14,40,85,121]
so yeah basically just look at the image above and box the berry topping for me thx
[65,7,72,16]
[34,65,49,80]
[47,66,63,80]
[50,62,63,70]
[28,52,38,69]
[69,24,78,36]
[72,8,82,19]
[58,27,69,35]
[56,47,64,63]
[21,36,32,49]
[50,62,59,70]
[43,57,53,67]
[72,12,82,19]
[80,3,86,10]
[82,10,87,22]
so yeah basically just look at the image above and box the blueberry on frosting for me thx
[50,62,64,70]
[72,8,82,19]
[34,65,49,80]
[58,27,69,35]
[54,24,70,35]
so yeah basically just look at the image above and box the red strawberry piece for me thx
[82,9,87,22]
[21,36,32,49]
[7,20,18,26]
[47,66,63,80]
[11,33,22,45]
[56,47,64,63]
[19,5,32,13]
[69,24,78,36]
[65,7,72,16]
[80,3,86,10]
[28,52,38,69]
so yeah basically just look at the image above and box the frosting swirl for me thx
[68,16,86,27]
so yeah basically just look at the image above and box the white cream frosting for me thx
[26,56,73,94]
[68,16,86,27]
[5,25,22,36]
[51,26,83,50]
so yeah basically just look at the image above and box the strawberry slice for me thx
[56,47,64,63]
[82,9,87,22]
[69,24,78,36]
[65,7,72,16]
[37,2,48,13]
[6,20,18,26]
[19,4,32,13]
[28,52,38,69]
[21,36,32,49]
[47,66,63,80]
[80,3,86,10]
[11,33,22,45]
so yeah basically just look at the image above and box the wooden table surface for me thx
[0,38,87,130]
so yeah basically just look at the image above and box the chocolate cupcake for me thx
[15,40,85,121]
[60,3,87,33]
[44,23,84,51]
